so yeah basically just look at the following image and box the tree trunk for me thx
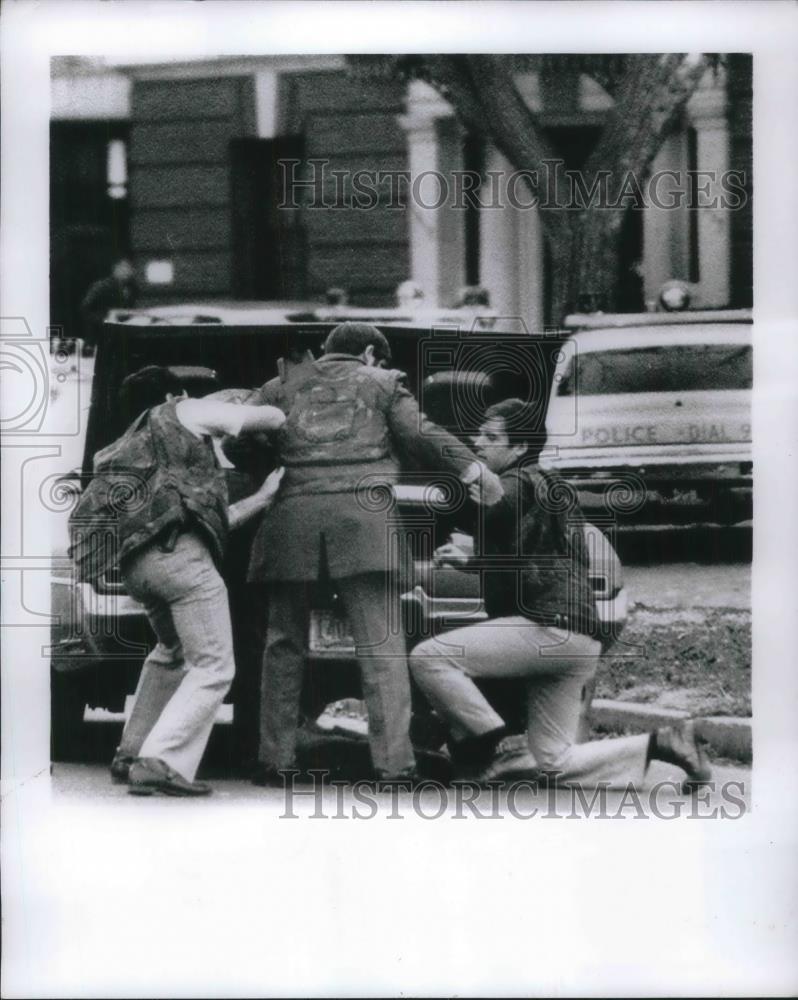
[543,208,630,324]
[548,55,713,321]
[348,53,715,323]
[572,208,627,314]
[546,216,577,328]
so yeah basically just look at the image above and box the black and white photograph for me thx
[2,2,797,997]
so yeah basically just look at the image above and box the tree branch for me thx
[583,54,711,185]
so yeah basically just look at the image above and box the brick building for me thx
[50,54,752,338]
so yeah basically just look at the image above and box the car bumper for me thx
[50,580,149,670]
[540,462,752,525]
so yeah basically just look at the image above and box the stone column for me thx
[254,68,278,138]
[397,80,465,307]
[642,131,691,308]
[688,69,731,307]
[518,198,545,333]
[479,146,544,333]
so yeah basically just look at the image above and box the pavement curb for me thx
[590,699,752,763]
[318,703,754,764]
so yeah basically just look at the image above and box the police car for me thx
[542,303,752,525]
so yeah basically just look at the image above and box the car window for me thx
[557,343,752,396]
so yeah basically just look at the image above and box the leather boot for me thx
[652,720,712,791]
[110,748,135,784]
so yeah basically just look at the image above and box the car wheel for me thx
[50,666,88,761]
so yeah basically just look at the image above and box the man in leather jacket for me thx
[409,398,713,791]
[248,322,499,782]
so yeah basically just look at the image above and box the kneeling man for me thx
[409,398,712,790]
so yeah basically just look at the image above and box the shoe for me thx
[459,735,540,786]
[250,763,297,787]
[370,770,421,793]
[653,721,713,792]
[127,757,212,797]
[110,749,135,784]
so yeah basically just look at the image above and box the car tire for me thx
[50,666,88,761]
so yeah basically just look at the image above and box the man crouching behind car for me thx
[87,366,285,796]
[409,398,713,792]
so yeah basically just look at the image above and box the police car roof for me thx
[565,321,752,353]
[111,302,500,330]
[563,308,751,331]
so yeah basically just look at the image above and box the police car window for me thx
[558,344,752,395]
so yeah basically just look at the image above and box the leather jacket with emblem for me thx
[255,354,474,498]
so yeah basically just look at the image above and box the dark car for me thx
[50,309,628,763]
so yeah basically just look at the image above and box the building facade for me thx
[50,54,753,337]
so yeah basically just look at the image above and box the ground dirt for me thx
[596,605,752,717]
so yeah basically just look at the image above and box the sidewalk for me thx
[590,700,752,762]
[624,563,750,610]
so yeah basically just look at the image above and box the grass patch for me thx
[596,606,751,717]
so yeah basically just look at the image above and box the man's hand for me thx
[228,467,285,530]
[433,542,470,568]
[463,462,504,506]
[254,467,285,505]
[460,460,482,485]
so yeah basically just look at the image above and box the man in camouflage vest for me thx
[104,366,285,796]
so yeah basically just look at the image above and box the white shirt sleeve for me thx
[176,398,248,440]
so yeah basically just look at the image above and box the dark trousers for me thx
[227,581,268,766]
[258,574,415,777]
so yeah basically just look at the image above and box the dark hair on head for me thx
[274,330,313,364]
[119,365,184,421]
[323,322,392,365]
[483,397,545,455]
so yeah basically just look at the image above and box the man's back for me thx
[258,354,401,498]
[249,350,475,583]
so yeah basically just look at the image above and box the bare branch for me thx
[583,54,711,183]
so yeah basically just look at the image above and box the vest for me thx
[145,402,229,565]
[267,355,405,497]
[69,401,229,580]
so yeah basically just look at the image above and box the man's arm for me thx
[238,404,286,433]
[385,378,503,503]
[435,471,525,567]
[228,468,284,530]
[386,378,474,475]
[79,279,108,322]
[79,279,114,343]
[177,398,285,438]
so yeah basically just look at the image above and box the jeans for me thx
[118,531,235,782]
[410,617,648,789]
[259,574,416,778]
